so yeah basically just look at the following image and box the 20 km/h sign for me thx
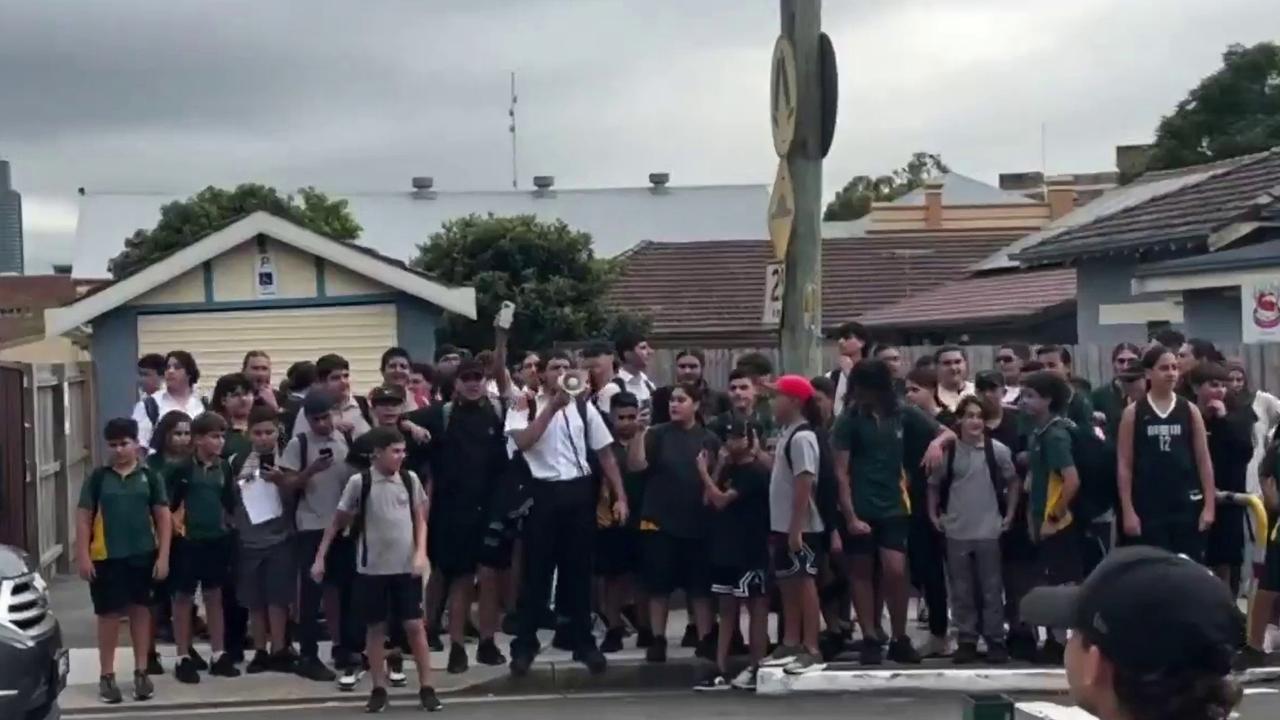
[768,160,795,261]
[770,35,797,158]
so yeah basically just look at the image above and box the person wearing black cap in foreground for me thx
[1022,545,1244,720]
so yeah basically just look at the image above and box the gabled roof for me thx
[972,154,1261,272]
[1014,149,1280,264]
[893,172,1037,207]
[45,211,476,337]
[856,267,1076,329]
[72,183,769,278]
[607,233,1016,343]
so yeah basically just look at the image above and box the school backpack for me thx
[349,467,418,567]
[782,422,838,526]
[355,395,373,427]
[143,394,209,425]
[1039,417,1117,525]
[937,440,1004,516]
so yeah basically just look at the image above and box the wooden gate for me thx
[0,363,29,549]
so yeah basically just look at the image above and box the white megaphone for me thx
[559,372,587,397]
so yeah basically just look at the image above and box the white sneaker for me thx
[730,665,758,690]
[760,645,802,668]
[783,652,825,675]
[337,666,365,692]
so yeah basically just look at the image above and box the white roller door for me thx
[137,304,397,394]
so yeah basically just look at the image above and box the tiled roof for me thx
[1015,149,1280,264]
[72,183,769,278]
[607,233,1017,341]
[856,267,1076,329]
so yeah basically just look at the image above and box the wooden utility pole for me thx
[777,0,823,376]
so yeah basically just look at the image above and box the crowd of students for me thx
[73,318,1280,712]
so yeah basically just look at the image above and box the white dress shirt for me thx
[132,387,207,449]
[937,381,977,412]
[505,393,613,481]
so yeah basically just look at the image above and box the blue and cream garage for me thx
[44,211,475,430]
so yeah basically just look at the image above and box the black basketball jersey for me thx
[1131,394,1201,517]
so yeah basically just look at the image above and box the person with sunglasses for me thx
[1091,342,1142,436]
[994,343,1031,406]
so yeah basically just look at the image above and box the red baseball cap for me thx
[774,374,814,403]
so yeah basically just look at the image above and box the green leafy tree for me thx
[108,184,362,278]
[823,152,950,221]
[1144,42,1280,174]
[412,214,649,357]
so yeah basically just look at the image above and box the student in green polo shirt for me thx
[833,359,953,666]
[211,372,255,462]
[76,418,172,705]
[170,412,241,684]
[1019,370,1082,665]
[144,410,194,673]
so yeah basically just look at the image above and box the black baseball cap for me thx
[302,388,337,418]
[1021,546,1243,675]
[369,384,405,406]
[974,369,1005,392]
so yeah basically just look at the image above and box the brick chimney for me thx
[1046,175,1077,220]
[924,179,944,229]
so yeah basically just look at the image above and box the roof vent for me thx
[532,175,555,190]
[411,176,434,190]
[648,172,670,188]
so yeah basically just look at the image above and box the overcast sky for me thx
[3,0,1277,271]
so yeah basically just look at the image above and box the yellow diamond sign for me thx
[768,160,795,261]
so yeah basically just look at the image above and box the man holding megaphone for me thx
[505,349,630,678]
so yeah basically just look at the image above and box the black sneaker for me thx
[98,674,123,704]
[210,653,241,677]
[600,627,625,654]
[366,686,389,713]
[887,636,921,665]
[295,654,337,682]
[646,636,668,663]
[985,641,1010,665]
[681,623,698,648]
[693,673,731,692]
[174,656,201,684]
[635,626,655,648]
[1039,637,1065,666]
[573,645,607,675]
[269,648,299,673]
[447,642,469,674]
[188,647,209,671]
[859,640,884,666]
[952,642,979,665]
[427,630,444,652]
[146,651,164,676]
[476,638,506,666]
[133,669,155,701]
[246,650,271,674]
[420,686,443,712]
[695,632,716,661]
[509,649,535,677]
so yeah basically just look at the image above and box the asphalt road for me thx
[48,688,1280,720]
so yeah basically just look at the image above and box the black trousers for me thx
[908,512,949,638]
[295,531,363,662]
[512,476,596,655]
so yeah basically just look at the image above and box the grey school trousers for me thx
[946,538,1005,644]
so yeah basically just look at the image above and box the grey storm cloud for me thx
[2,0,1278,270]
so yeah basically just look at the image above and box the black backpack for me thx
[348,467,418,567]
[937,440,1005,516]
[782,423,836,523]
[1039,417,1117,524]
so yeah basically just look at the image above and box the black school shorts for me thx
[641,531,711,597]
[843,516,910,555]
[1119,511,1206,564]
[428,504,486,579]
[357,573,425,626]
[1032,524,1083,587]
[710,567,769,598]
[237,540,295,611]
[171,536,232,596]
[595,527,641,578]
[770,532,822,579]
[1205,505,1245,567]
[90,553,156,616]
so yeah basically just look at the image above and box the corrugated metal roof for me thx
[973,154,1263,273]
[72,183,769,278]
[857,267,1077,329]
[607,232,1017,341]
[1014,149,1280,264]
[893,172,1037,206]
